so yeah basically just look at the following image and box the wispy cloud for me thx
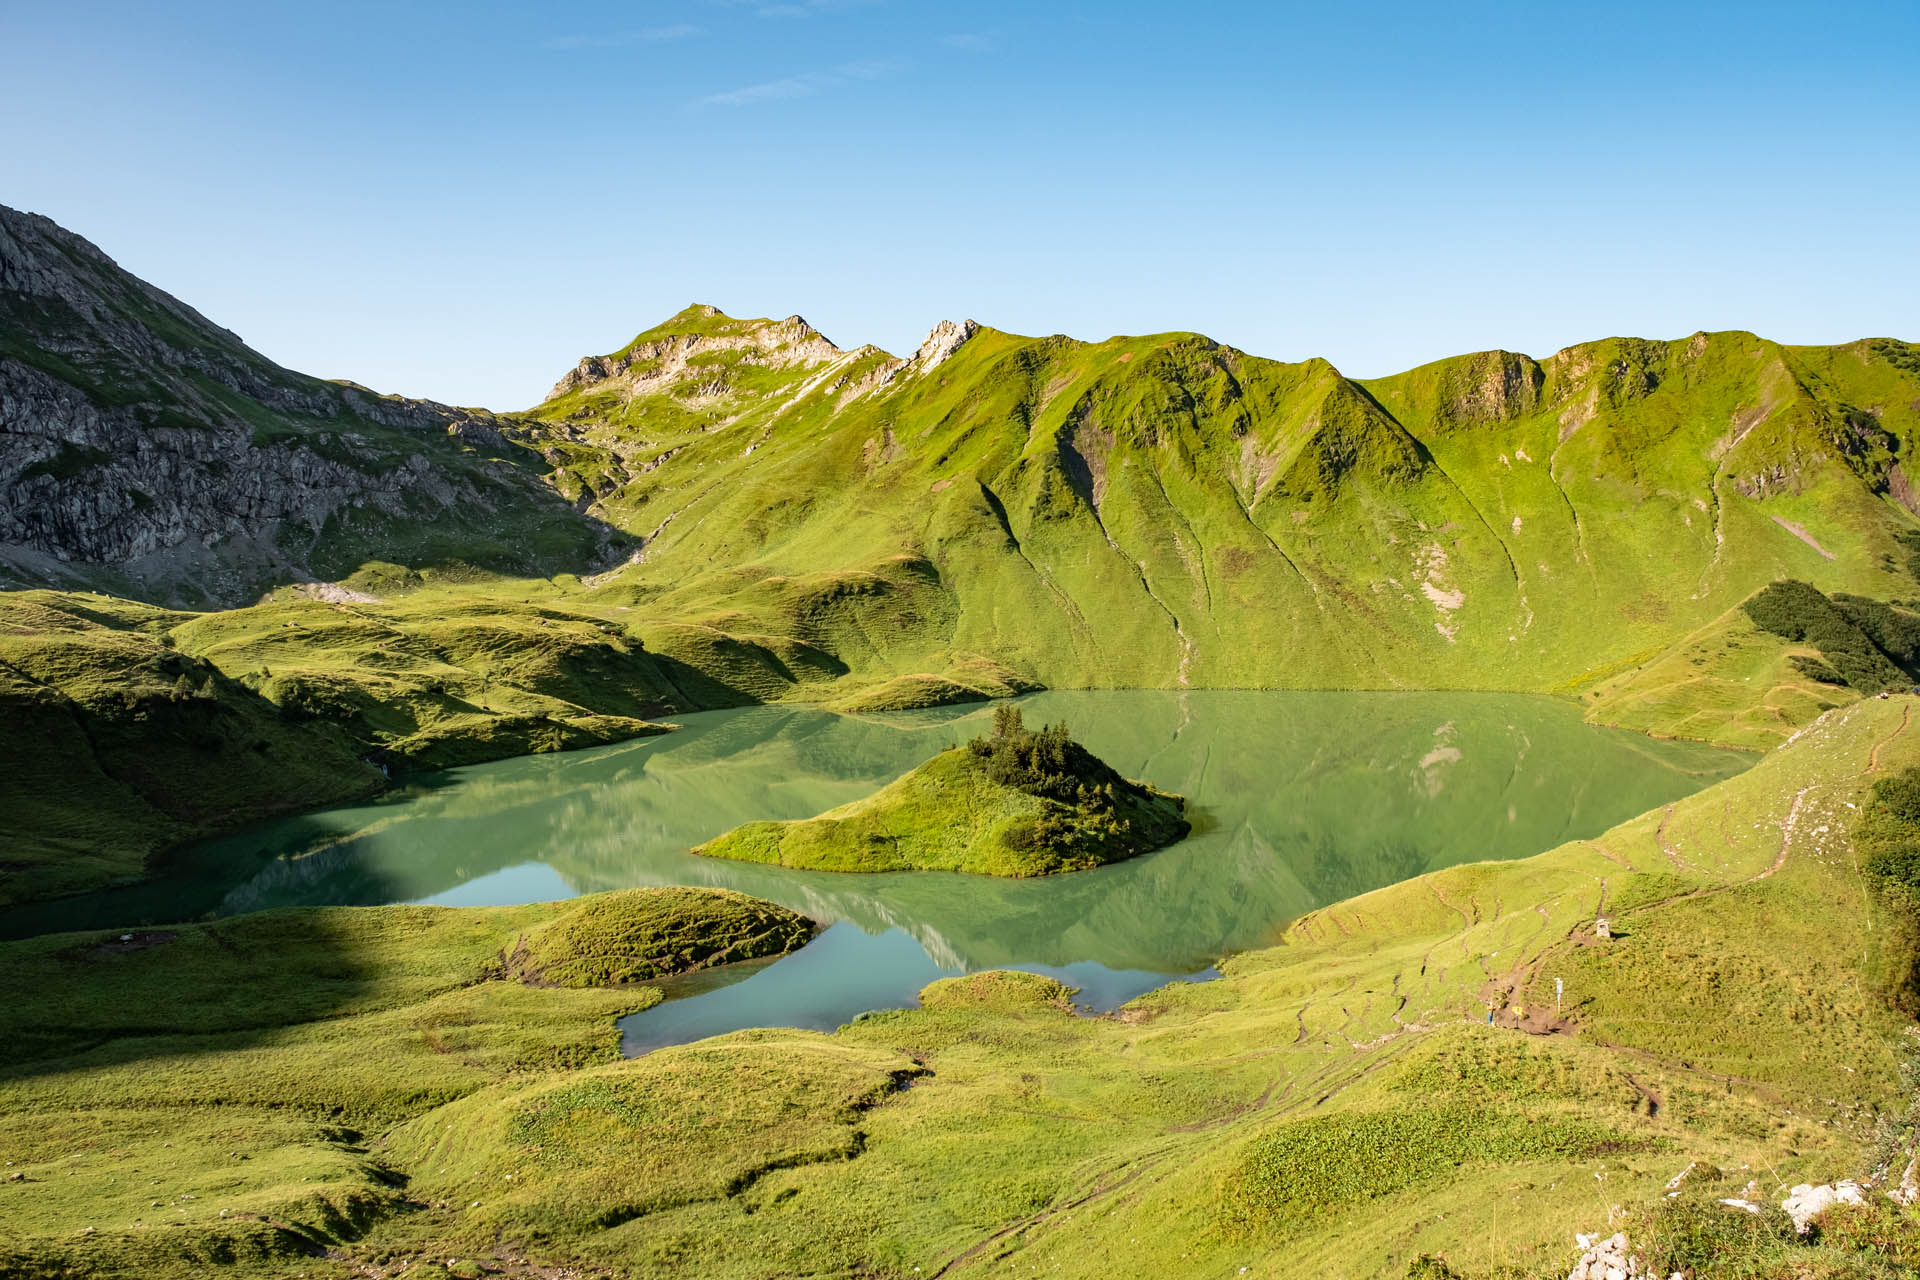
[546,24,701,50]
[696,57,904,108]
[707,0,884,17]
[701,75,827,106]
[941,32,995,53]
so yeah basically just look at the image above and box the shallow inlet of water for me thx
[11,691,1750,1048]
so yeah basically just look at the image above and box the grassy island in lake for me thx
[695,707,1189,876]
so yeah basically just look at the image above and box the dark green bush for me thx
[968,707,1185,861]
[1744,581,1908,692]
[1834,594,1920,670]
[1896,528,1920,580]
[968,706,1122,807]
[1790,654,1850,686]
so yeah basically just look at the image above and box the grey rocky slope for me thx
[0,204,626,605]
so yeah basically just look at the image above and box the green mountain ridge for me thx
[7,197,1918,710]
[535,303,1920,698]
[7,212,1920,1277]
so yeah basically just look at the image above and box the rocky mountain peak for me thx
[909,319,979,373]
[542,306,846,404]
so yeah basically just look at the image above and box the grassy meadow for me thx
[2,698,1917,1277]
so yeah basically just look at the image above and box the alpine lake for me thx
[10,692,1751,1052]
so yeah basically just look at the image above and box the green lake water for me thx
[8,692,1750,1050]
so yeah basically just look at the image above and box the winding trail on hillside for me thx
[1870,705,1912,771]
[1754,787,1813,882]
[929,1161,1158,1277]
[1750,703,1912,886]
[1581,840,1633,870]
[1517,703,1917,1045]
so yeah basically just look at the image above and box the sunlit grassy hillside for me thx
[533,313,1920,694]
[3,697,1915,1278]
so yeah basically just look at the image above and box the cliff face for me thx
[0,205,624,605]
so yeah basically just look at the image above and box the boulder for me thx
[1780,1180,1866,1233]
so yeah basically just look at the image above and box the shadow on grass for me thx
[0,888,413,1081]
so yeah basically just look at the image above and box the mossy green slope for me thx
[0,591,385,905]
[502,888,813,987]
[696,717,1188,876]
[0,586,681,906]
[1578,599,1859,749]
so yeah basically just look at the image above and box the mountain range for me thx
[8,202,1918,691]
[6,201,1920,899]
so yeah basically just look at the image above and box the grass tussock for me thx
[501,888,814,988]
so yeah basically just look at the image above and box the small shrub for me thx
[1790,654,1850,686]
[1896,528,1920,580]
[1814,1199,1920,1265]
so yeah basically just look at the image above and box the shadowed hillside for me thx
[0,204,630,606]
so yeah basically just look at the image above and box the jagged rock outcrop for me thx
[544,305,845,402]
[908,318,978,371]
[0,205,621,604]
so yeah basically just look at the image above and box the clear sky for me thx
[5,1,1917,410]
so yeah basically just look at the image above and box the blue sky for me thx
[5,1,1918,409]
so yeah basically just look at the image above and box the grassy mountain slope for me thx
[527,313,1920,699]
[6,207,1920,909]
[1579,601,1859,749]
[1,698,1914,1278]
[0,887,816,1279]
[697,714,1187,876]
[0,204,627,605]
